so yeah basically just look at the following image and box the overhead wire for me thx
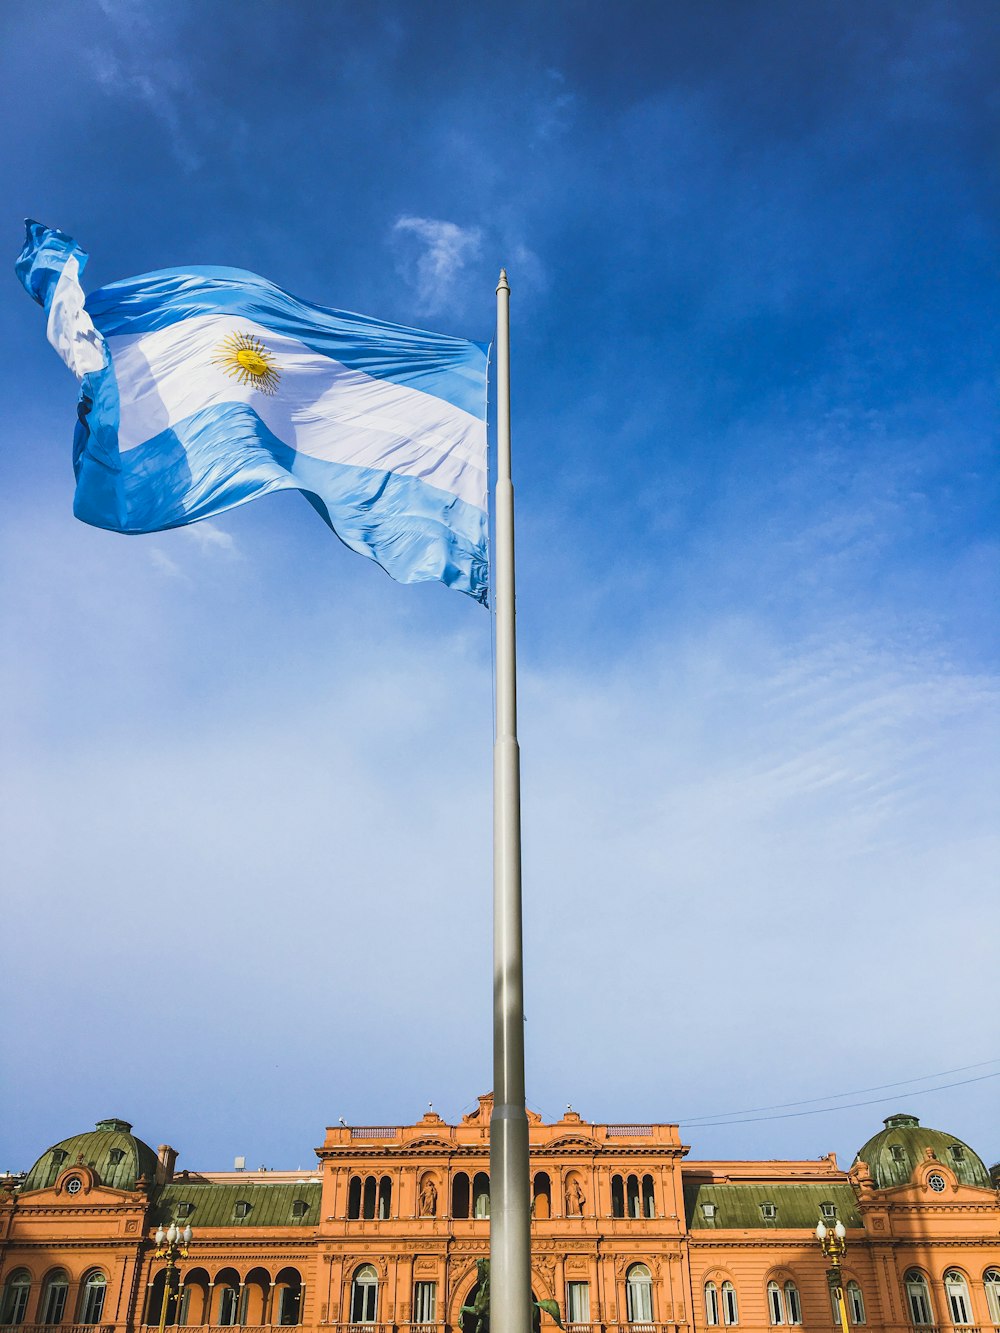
[678,1068,1000,1128]
[678,1056,1000,1123]
[536,1057,1000,1132]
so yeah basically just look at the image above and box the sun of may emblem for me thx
[212,330,280,395]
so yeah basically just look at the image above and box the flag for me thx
[16,221,489,602]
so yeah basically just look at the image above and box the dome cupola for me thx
[854,1113,990,1190]
[22,1118,159,1193]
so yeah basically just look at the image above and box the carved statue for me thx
[418,1178,438,1217]
[565,1178,586,1216]
[460,1260,562,1333]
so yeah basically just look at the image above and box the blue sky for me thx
[2,0,997,1177]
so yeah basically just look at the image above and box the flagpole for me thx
[490,268,532,1333]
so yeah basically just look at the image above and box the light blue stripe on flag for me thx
[16,221,490,603]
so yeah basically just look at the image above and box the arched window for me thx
[275,1267,302,1326]
[846,1282,865,1326]
[242,1267,270,1326]
[641,1174,655,1219]
[351,1265,378,1324]
[722,1282,738,1326]
[767,1283,784,1326]
[214,1269,240,1328]
[362,1175,377,1220]
[473,1172,490,1218]
[984,1270,1000,1326]
[178,1269,209,1327]
[944,1273,972,1326]
[148,1270,177,1329]
[378,1176,392,1220]
[625,1265,653,1324]
[626,1174,641,1218]
[79,1273,107,1326]
[784,1283,802,1326]
[705,1282,720,1327]
[905,1272,933,1327]
[611,1175,625,1218]
[347,1175,362,1220]
[217,1289,239,1326]
[532,1172,551,1220]
[452,1172,470,1219]
[1,1271,31,1326]
[41,1270,69,1326]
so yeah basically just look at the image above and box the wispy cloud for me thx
[148,546,184,579]
[392,216,483,315]
[89,47,203,174]
[183,522,239,557]
[86,3,249,176]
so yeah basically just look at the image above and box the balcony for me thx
[4,1327,116,1333]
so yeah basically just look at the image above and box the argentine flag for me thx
[16,221,489,603]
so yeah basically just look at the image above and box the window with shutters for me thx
[413,1282,436,1324]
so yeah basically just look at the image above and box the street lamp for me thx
[153,1220,193,1333]
[816,1218,850,1333]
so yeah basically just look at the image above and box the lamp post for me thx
[153,1220,192,1333]
[816,1218,850,1333]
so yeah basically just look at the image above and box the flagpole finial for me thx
[497,268,509,293]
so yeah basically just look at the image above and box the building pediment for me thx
[538,1136,597,1153]
[20,1163,145,1205]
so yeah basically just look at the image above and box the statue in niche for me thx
[565,1177,586,1216]
[418,1177,438,1217]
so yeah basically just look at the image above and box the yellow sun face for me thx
[212,331,280,395]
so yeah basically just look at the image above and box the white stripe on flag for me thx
[108,315,487,510]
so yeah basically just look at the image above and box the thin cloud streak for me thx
[392,216,483,315]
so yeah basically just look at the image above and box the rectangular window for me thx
[278,1289,300,1326]
[723,1286,738,1327]
[3,1286,29,1326]
[413,1283,436,1324]
[43,1285,68,1326]
[706,1287,720,1327]
[626,1282,653,1323]
[567,1283,590,1324]
[80,1284,107,1326]
[768,1287,785,1325]
[848,1286,865,1326]
[218,1289,239,1326]
[786,1287,802,1326]
[908,1290,932,1326]
[948,1292,970,1325]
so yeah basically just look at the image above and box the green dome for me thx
[22,1118,159,1193]
[854,1112,991,1190]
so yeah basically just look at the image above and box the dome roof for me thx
[854,1112,991,1190]
[22,1118,159,1193]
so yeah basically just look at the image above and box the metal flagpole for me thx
[490,269,532,1333]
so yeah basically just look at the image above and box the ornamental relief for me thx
[534,1257,555,1283]
[530,1266,555,1300]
